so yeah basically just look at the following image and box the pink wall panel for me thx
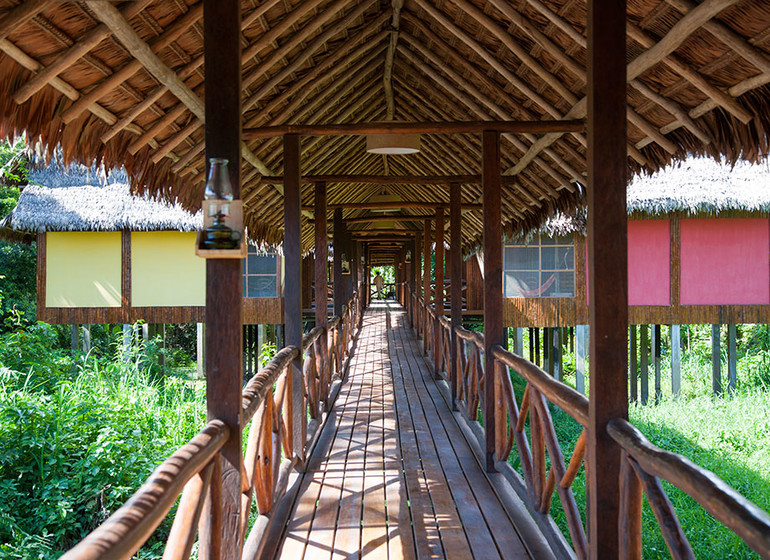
[628,220,670,305]
[680,218,769,305]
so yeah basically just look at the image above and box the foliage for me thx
[0,324,205,559]
[0,243,37,330]
[506,324,770,560]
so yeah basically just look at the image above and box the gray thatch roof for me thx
[2,183,201,237]
[627,157,770,216]
[26,160,129,189]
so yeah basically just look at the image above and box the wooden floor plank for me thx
[393,312,531,559]
[389,318,476,560]
[272,302,540,560]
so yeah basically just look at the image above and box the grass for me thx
[507,327,770,559]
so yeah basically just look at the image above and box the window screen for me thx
[503,235,575,297]
[242,247,278,297]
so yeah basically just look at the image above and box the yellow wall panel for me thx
[132,231,205,307]
[46,232,122,307]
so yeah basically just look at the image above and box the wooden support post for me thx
[671,324,681,397]
[315,182,330,409]
[482,129,504,472]
[629,325,638,402]
[284,133,305,465]
[202,0,243,555]
[434,207,445,377]
[576,324,587,394]
[514,327,524,356]
[121,324,132,362]
[423,218,431,354]
[728,324,737,394]
[534,327,540,366]
[333,208,344,316]
[653,324,661,402]
[587,0,628,554]
[528,327,535,362]
[712,323,722,395]
[543,327,552,375]
[71,324,79,353]
[82,324,91,353]
[450,183,462,408]
[640,324,649,405]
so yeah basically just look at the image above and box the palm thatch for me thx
[628,156,770,216]
[0,1,767,254]
[1,183,200,239]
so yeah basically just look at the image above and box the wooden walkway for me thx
[271,302,539,559]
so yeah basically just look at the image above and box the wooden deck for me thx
[271,302,542,559]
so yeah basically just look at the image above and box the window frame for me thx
[503,233,576,298]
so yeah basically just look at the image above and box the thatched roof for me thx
[0,183,200,239]
[0,1,769,253]
[628,156,770,216]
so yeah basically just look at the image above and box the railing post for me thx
[587,0,628,555]
[314,182,330,410]
[434,207,445,377]
[482,130,504,472]
[284,133,305,468]
[450,183,462,408]
[423,218,431,355]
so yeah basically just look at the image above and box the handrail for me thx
[492,345,588,427]
[407,286,770,560]
[455,324,484,350]
[608,418,770,559]
[242,347,298,423]
[60,289,364,560]
[61,421,230,560]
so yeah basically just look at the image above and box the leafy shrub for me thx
[0,328,205,558]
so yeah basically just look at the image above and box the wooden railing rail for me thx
[62,290,363,560]
[408,286,770,559]
[608,418,770,560]
[61,421,230,560]
[491,344,589,559]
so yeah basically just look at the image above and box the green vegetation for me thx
[0,139,36,330]
[0,321,206,559]
[508,325,770,559]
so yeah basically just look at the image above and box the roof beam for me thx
[61,2,202,123]
[0,0,56,42]
[245,119,584,138]
[0,38,146,138]
[85,0,274,177]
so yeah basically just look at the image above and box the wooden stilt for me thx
[629,325,638,402]
[712,323,722,395]
[640,325,649,405]
[576,324,587,394]
[671,324,681,397]
[202,0,243,554]
[653,324,662,402]
[728,324,737,394]
[586,0,628,554]
[482,129,504,472]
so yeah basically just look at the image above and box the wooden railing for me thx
[608,419,770,559]
[61,290,362,560]
[410,292,770,560]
